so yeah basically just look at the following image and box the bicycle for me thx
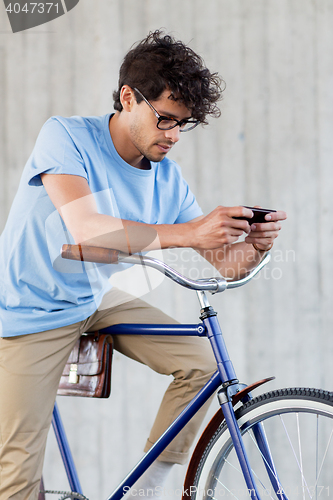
[39,244,333,500]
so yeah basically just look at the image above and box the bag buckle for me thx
[68,364,79,384]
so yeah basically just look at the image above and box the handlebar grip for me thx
[61,244,120,264]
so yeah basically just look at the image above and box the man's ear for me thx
[120,85,136,112]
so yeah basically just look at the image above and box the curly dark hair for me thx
[113,30,224,124]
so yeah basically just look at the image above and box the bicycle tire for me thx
[183,388,333,500]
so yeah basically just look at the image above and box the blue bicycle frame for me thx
[52,312,281,500]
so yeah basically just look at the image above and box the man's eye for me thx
[162,118,176,124]
[158,119,177,130]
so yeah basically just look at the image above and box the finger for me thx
[219,226,245,240]
[229,220,251,234]
[264,210,287,222]
[248,232,280,242]
[224,206,253,233]
[214,208,252,233]
[246,228,279,242]
[229,228,247,237]
[226,205,254,220]
[250,222,282,233]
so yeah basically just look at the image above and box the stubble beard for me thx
[129,122,168,163]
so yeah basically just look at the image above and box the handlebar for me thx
[61,244,271,294]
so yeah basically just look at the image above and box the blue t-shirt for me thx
[0,114,202,337]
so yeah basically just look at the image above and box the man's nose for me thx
[164,126,180,143]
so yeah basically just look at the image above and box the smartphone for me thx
[233,206,276,224]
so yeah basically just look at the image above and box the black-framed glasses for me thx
[134,88,199,132]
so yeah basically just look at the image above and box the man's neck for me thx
[109,112,148,169]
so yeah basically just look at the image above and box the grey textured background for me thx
[1,1,333,498]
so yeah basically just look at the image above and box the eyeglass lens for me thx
[157,118,197,132]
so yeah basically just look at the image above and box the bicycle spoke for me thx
[214,474,241,500]
[222,439,275,500]
[296,413,306,500]
[248,428,279,481]
[313,421,333,491]
[221,457,242,476]
[247,429,280,499]
[279,414,312,498]
[256,423,281,484]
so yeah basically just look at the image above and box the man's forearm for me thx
[198,242,264,279]
[77,214,192,253]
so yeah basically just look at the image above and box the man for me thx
[0,30,286,499]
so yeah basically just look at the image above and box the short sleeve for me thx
[175,177,203,223]
[28,117,88,187]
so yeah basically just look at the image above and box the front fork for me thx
[200,304,287,500]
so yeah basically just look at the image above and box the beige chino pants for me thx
[0,288,216,500]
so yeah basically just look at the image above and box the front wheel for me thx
[184,388,333,500]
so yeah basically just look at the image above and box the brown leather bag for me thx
[57,332,113,398]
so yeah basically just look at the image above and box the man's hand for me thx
[192,206,287,279]
[188,206,253,250]
[244,209,287,251]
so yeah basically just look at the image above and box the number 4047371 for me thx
[277,487,330,497]
[5,3,60,14]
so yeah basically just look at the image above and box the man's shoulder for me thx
[35,114,111,151]
[45,114,109,133]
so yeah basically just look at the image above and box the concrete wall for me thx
[1,1,333,498]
